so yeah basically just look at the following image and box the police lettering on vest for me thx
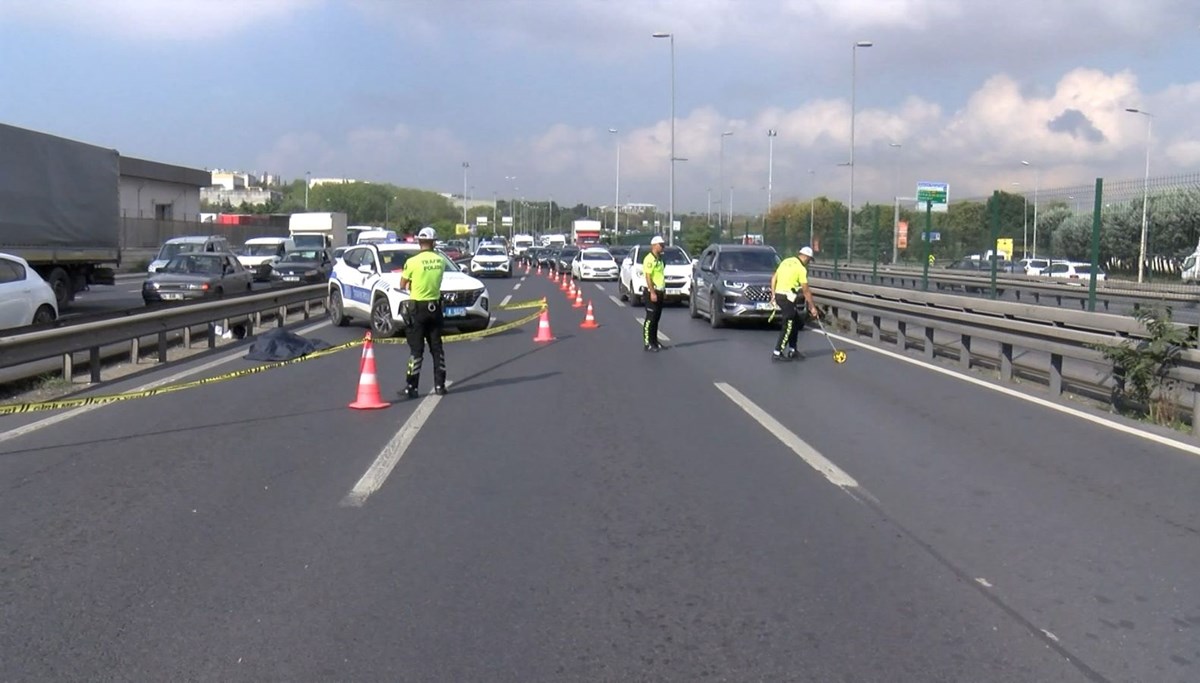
[402,251,446,301]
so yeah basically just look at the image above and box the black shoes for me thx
[405,387,419,399]
[434,385,448,396]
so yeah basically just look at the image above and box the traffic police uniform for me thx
[400,227,447,398]
[642,236,667,351]
[772,248,813,359]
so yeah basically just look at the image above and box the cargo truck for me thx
[572,219,602,246]
[288,212,348,250]
[0,123,120,308]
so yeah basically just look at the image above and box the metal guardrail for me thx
[812,278,1200,437]
[0,285,327,384]
[810,263,1200,314]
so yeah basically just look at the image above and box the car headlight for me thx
[722,280,748,290]
[144,281,158,290]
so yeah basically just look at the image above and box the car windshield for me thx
[477,247,507,256]
[1074,264,1093,274]
[583,251,613,261]
[163,255,223,275]
[662,247,690,265]
[719,250,779,272]
[244,244,281,256]
[560,248,579,259]
[281,250,324,263]
[158,242,203,260]
[1049,263,1070,274]
[378,251,414,272]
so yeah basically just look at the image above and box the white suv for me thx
[1045,260,1106,283]
[618,244,692,306]
[328,243,490,337]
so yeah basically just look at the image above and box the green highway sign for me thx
[916,181,949,213]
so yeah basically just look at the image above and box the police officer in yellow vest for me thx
[399,227,448,398]
[642,235,667,352]
[770,245,818,361]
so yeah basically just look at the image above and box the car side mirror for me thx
[357,264,374,275]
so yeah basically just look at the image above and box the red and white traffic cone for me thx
[349,332,390,410]
[580,301,599,329]
[573,286,584,308]
[533,307,555,343]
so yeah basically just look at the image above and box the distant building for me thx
[309,177,358,188]
[202,169,281,207]
[119,157,209,221]
[442,192,495,212]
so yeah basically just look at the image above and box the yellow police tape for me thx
[0,299,548,416]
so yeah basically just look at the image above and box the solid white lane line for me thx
[819,328,1200,458]
[715,382,859,489]
[634,318,671,342]
[340,393,443,507]
[608,295,622,307]
[0,321,332,444]
[500,294,512,307]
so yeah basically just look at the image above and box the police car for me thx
[327,242,490,337]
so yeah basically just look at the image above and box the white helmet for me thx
[417,227,437,241]
[799,246,814,257]
[650,235,666,245]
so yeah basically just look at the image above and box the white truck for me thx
[512,234,535,257]
[572,219,602,247]
[289,212,348,250]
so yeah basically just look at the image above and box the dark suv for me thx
[689,244,781,328]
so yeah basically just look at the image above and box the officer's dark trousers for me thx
[405,300,446,391]
[774,293,808,353]
[643,289,665,348]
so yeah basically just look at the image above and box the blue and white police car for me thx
[327,242,490,337]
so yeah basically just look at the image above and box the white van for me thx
[512,234,535,256]
[238,237,296,281]
[148,235,233,273]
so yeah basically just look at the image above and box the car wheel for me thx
[371,297,398,337]
[46,267,71,309]
[328,289,349,327]
[689,290,701,319]
[709,290,726,328]
[32,305,56,325]
[630,288,643,307]
[618,279,628,301]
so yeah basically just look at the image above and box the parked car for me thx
[469,245,513,278]
[571,247,619,281]
[689,244,781,328]
[327,242,490,337]
[0,252,57,330]
[147,235,233,273]
[538,247,561,269]
[269,248,334,284]
[606,245,631,264]
[554,246,580,274]
[142,253,253,305]
[1045,261,1106,282]
[618,244,692,306]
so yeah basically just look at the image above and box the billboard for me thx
[897,220,909,249]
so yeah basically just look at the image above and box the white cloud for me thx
[0,0,318,41]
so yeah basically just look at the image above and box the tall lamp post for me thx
[1021,160,1040,259]
[888,142,901,263]
[609,128,621,239]
[766,129,777,216]
[808,169,816,247]
[652,31,676,245]
[1126,108,1153,283]
[505,175,517,239]
[304,171,311,210]
[718,130,733,236]
[461,162,470,227]
[848,40,873,261]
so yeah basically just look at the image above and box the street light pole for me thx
[652,32,675,245]
[1126,108,1153,283]
[1011,182,1027,258]
[766,129,777,216]
[719,130,733,237]
[706,188,712,228]
[849,40,873,262]
[808,169,816,247]
[888,142,901,263]
[304,171,311,210]
[505,175,517,240]
[461,162,469,226]
[609,128,621,239]
[1021,160,1040,259]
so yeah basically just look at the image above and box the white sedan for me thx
[0,253,58,331]
[1045,260,1106,283]
[572,248,619,281]
[469,245,512,278]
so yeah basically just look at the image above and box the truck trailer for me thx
[288,212,348,250]
[0,123,120,308]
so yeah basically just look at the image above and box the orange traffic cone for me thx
[573,287,584,308]
[533,307,556,343]
[559,273,569,291]
[536,264,541,276]
[580,301,599,328]
[566,280,576,299]
[349,332,391,410]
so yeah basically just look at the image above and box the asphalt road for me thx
[3,270,1199,681]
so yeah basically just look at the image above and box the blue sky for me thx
[1,0,1198,213]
